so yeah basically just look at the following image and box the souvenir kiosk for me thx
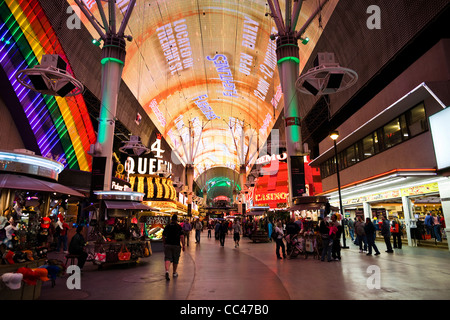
[91,190,155,269]
[0,149,84,299]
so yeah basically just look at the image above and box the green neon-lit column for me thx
[185,164,194,216]
[97,36,126,191]
[276,34,305,207]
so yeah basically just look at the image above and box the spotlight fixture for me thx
[15,54,84,97]
[296,52,358,96]
[119,135,150,156]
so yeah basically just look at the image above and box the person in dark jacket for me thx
[380,215,393,253]
[364,218,380,256]
[219,221,228,247]
[319,217,332,262]
[68,225,88,269]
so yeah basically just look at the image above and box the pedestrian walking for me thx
[354,216,367,252]
[182,219,192,246]
[219,220,227,247]
[381,215,393,253]
[364,218,380,256]
[207,221,213,238]
[162,214,185,281]
[194,218,202,243]
[274,221,286,259]
[214,220,220,240]
[232,219,242,248]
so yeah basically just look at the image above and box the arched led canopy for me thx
[68,0,337,180]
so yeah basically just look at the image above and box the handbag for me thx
[94,252,106,264]
[118,245,131,261]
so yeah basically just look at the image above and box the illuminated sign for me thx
[259,113,273,136]
[256,152,287,165]
[255,192,289,202]
[147,99,166,127]
[125,136,172,175]
[254,28,277,102]
[207,54,239,98]
[157,19,194,75]
[193,94,220,120]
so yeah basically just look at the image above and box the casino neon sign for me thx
[255,192,288,202]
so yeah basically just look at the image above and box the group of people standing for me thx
[424,212,445,242]
[351,215,402,255]
[180,218,243,248]
[318,214,343,262]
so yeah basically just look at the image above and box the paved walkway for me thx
[39,232,450,300]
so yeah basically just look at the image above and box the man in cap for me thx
[162,214,185,281]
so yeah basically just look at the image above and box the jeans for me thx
[321,237,333,261]
[356,234,367,251]
[392,232,402,248]
[367,234,380,254]
[433,225,442,241]
[195,229,201,243]
[276,238,286,258]
[183,231,190,246]
[219,233,226,246]
[349,228,355,241]
[57,235,67,252]
[332,238,341,260]
[384,235,393,252]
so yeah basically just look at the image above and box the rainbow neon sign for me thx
[0,0,96,171]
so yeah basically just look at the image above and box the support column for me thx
[185,164,194,217]
[438,178,450,251]
[96,36,126,191]
[363,202,371,220]
[402,195,416,247]
[276,34,305,208]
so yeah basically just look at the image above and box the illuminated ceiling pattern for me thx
[69,0,337,180]
[0,0,96,171]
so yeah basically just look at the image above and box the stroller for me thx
[285,233,307,259]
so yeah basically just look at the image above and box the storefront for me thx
[325,175,448,247]
[0,149,85,298]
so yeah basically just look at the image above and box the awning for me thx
[103,200,158,211]
[288,203,324,211]
[0,173,85,197]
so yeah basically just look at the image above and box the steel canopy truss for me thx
[73,0,136,191]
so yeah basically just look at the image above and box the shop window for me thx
[362,133,375,159]
[407,103,427,137]
[383,118,403,148]
[346,145,357,167]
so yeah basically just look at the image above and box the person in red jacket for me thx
[56,216,70,253]
[391,217,402,249]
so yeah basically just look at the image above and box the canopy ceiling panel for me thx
[68,0,337,181]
